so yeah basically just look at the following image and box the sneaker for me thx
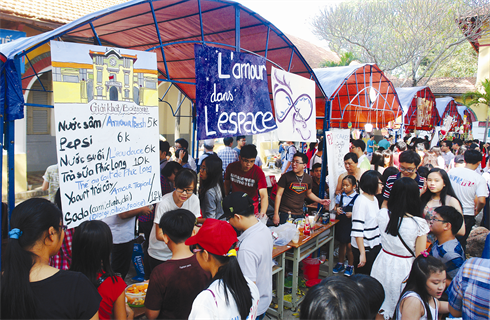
[332,262,345,274]
[344,265,354,277]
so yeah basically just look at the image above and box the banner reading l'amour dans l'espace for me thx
[194,44,277,140]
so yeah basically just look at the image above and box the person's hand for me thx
[358,253,366,268]
[320,199,331,206]
[125,304,134,320]
[141,206,152,216]
[336,207,342,215]
[178,149,186,160]
[345,211,352,218]
[273,214,280,226]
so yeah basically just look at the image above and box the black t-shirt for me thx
[278,171,313,214]
[30,270,101,319]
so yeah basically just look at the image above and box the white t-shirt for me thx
[237,221,273,315]
[448,167,489,216]
[148,192,200,261]
[188,277,260,320]
[351,193,381,250]
[103,214,136,244]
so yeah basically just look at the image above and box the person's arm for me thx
[335,175,343,195]
[89,312,99,320]
[259,187,268,219]
[42,180,49,191]
[448,197,465,236]
[475,196,486,215]
[355,237,366,268]
[306,189,330,207]
[155,223,164,241]
[448,304,462,318]
[202,189,217,219]
[273,186,284,225]
[224,179,231,195]
[113,291,133,320]
[146,308,160,320]
[282,160,292,174]
[118,206,151,219]
[414,234,427,256]
[381,199,388,209]
[399,296,425,320]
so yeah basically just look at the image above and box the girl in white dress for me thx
[371,178,429,319]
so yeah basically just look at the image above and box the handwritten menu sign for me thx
[51,41,161,227]
[194,44,277,140]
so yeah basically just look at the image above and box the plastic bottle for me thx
[304,213,311,236]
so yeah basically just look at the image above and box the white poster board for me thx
[325,129,350,210]
[51,41,162,227]
[271,67,316,142]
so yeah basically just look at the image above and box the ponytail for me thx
[1,198,63,319]
[209,253,252,319]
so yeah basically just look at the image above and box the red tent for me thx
[314,64,401,129]
[395,86,437,130]
[435,97,463,129]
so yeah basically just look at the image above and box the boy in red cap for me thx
[186,218,260,319]
[221,192,272,319]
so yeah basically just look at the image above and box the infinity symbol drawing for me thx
[273,74,314,140]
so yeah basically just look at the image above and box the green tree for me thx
[462,79,490,142]
[320,52,358,67]
[312,0,489,86]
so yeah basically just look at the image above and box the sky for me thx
[236,0,345,49]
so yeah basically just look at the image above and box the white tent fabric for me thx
[313,64,374,99]
[457,105,467,120]
[435,97,455,118]
[395,86,428,116]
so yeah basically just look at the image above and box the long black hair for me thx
[420,168,462,212]
[371,150,384,172]
[199,154,225,205]
[386,178,422,236]
[394,256,446,320]
[70,220,118,287]
[1,198,63,319]
[198,244,252,319]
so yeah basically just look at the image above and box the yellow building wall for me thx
[158,82,193,139]
[53,81,83,103]
[477,32,490,88]
[2,153,27,195]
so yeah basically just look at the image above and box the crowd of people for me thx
[2,135,490,320]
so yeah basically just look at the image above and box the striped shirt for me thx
[448,258,490,320]
[383,172,425,201]
[217,146,238,177]
[351,194,381,250]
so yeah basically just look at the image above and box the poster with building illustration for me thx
[51,41,161,228]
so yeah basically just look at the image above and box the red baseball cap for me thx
[185,218,238,256]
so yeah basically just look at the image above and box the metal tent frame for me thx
[0,0,332,269]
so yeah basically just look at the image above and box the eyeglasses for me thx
[192,248,203,254]
[59,225,67,232]
[429,218,447,223]
[292,161,304,165]
[399,166,416,173]
[176,188,194,195]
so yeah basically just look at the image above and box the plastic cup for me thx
[308,215,316,226]
[330,213,336,221]
[292,232,300,243]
